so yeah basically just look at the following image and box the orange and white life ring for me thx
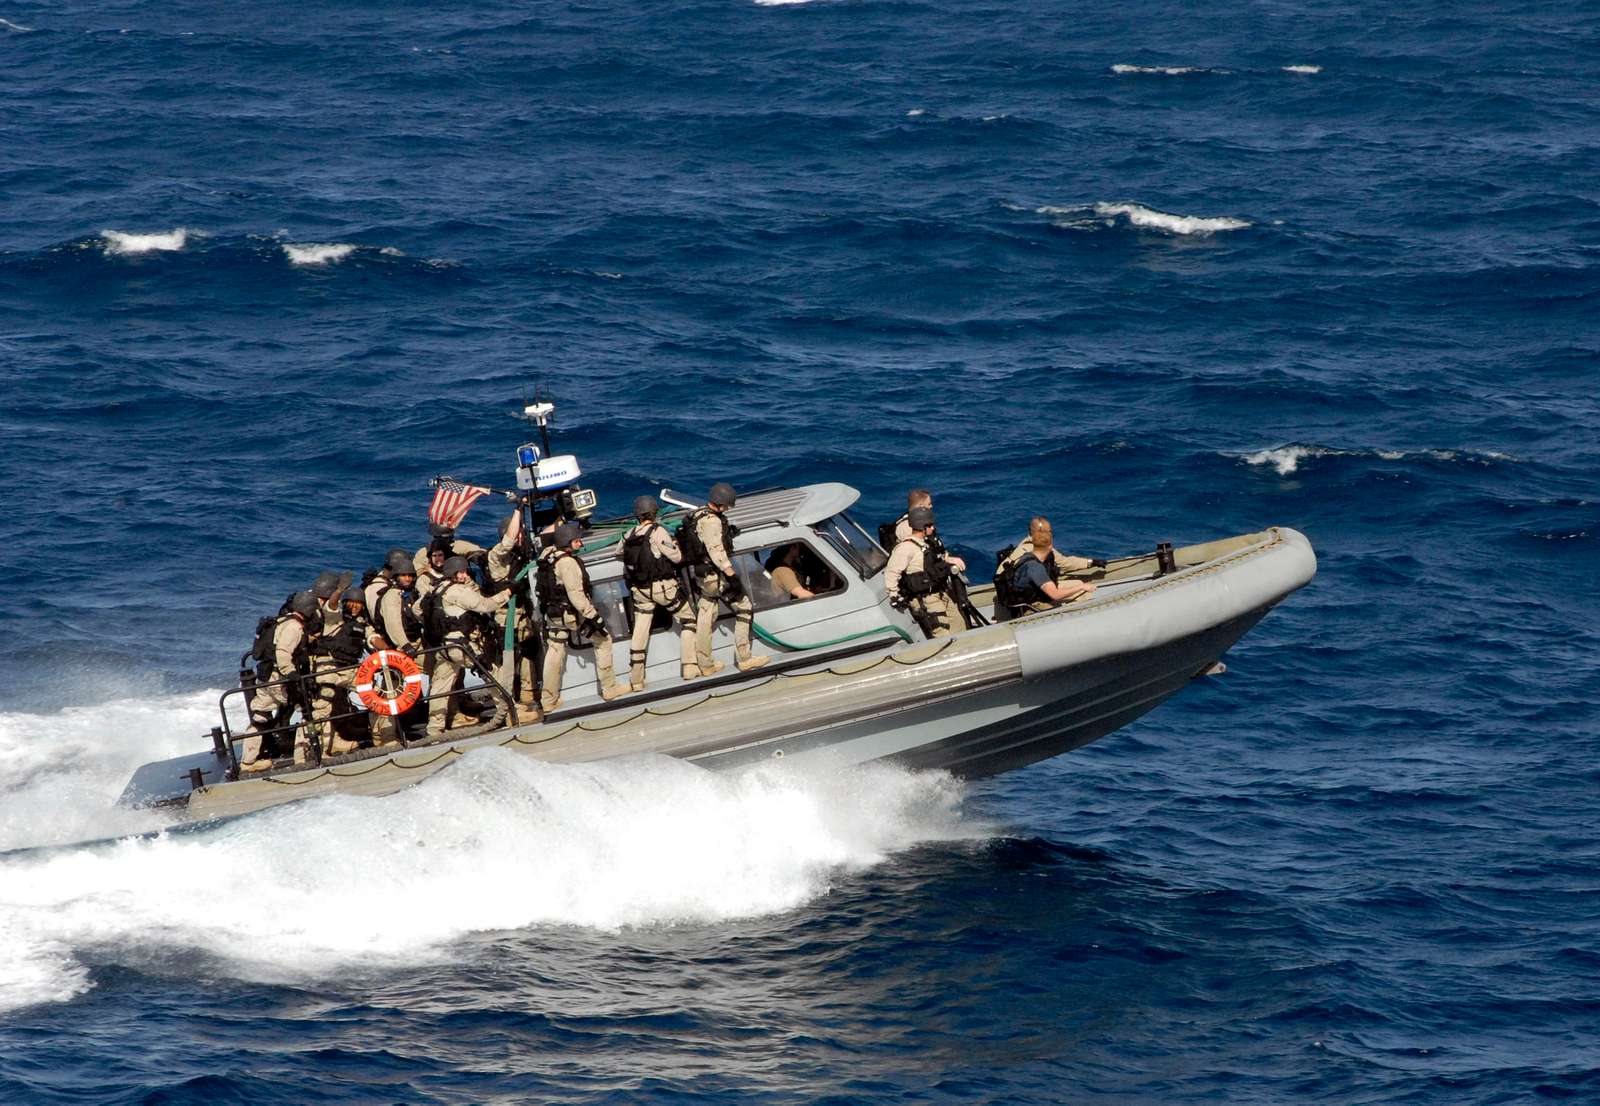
[354,650,426,716]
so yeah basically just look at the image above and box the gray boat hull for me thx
[125,526,1315,824]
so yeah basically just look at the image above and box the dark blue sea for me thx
[2,0,1598,1101]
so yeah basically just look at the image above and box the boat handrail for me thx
[217,641,522,780]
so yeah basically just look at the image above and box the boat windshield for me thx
[812,512,888,578]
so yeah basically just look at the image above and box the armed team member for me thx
[620,495,696,690]
[311,571,345,633]
[239,590,322,772]
[685,483,770,676]
[413,538,453,603]
[893,489,966,572]
[370,550,422,654]
[485,512,538,709]
[364,548,410,629]
[998,516,1103,612]
[307,585,386,756]
[412,523,484,576]
[537,521,623,711]
[885,506,968,639]
[425,556,512,736]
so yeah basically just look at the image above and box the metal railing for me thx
[219,640,525,780]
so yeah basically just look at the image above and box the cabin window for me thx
[734,541,846,611]
[811,513,888,578]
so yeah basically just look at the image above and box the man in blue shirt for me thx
[1005,517,1100,612]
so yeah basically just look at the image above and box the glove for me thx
[1090,558,1107,570]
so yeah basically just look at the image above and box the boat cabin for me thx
[556,482,915,699]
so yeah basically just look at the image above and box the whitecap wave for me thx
[100,228,190,255]
[283,242,358,266]
[0,17,32,32]
[1111,63,1206,76]
[906,108,925,118]
[1238,445,1518,476]
[1095,202,1250,235]
[1035,202,1250,236]
[1282,64,1322,74]
[753,0,821,6]
[0,738,980,1013]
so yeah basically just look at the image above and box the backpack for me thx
[621,524,677,589]
[418,587,449,647]
[359,566,381,592]
[249,613,296,680]
[992,548,1026,614]
[877,521,898,553]
[676,510,707,566]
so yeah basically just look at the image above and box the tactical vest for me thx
[315,616,373,666]
[994,544,1061,610]
[894,538,952,600]
[536,549,593,621]
[680,508,733,570]
[621,523,678,589]
[250,613,308,681]
[485,545,530,596]
[422,581,481,646]
[371,581,422,644]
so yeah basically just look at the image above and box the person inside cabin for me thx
[765,544,815,601]
[1004,516,1102,611]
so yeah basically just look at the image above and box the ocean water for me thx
[2,0,1598,1101]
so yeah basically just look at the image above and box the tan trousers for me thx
[308,656,360,755]
[541,613,616,710]
[629,579,695,684]
[493,605,539,703]
[915,593,968,639]
[239,677,297,764]
[426,640,482,736]
[694,571,754,668]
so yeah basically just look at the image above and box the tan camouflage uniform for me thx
[885,534,967,639]
[425,579,511,736]
[540,546,618,711]
[625,520,696,688]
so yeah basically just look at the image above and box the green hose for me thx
[751,621,913,650]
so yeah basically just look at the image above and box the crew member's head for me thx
[908,488,932,511]
[1029,516,1053,551]
[708,483,736,513]
[340,586,366,620]
[907,505,934,534]
[634,495,659,521]
[444,555,472,583]
[554,521,584,553]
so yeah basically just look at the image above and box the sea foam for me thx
[100,228,190,255]
[0,17,32,32]
[1111,64,1207,76]
[1036,202,1250,236]
[1239,444,1517,475]
[1094,202,1250,235]
[0,713,978,1012]
[1282,64,1322,74]
[283,242,358,266]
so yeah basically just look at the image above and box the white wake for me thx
[0,695,980,1013]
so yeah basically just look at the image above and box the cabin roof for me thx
[727,482,861,529]
[578,482,861,560]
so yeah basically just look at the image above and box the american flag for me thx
[429,477,490,528]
